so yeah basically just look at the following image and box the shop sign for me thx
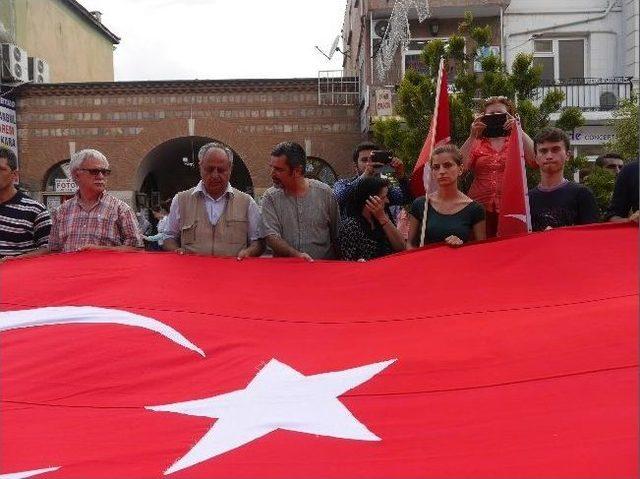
[375,89,393,117]
[54,178,78,193]
[570,125,616,145]
[0,98,18,160]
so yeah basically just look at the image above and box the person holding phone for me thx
[459,96,536,237]
[333,142,412,217]
[337,176,406,261]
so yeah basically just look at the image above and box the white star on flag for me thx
[147,358,396,475]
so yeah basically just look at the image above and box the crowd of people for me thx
[0,100,637,263]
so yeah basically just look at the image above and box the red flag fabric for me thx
[410,59,451,198]
[497,121,532,237]
[1,224,637,479]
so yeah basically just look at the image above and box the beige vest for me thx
[175,186,251,256]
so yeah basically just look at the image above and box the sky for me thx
[79,0,348,81]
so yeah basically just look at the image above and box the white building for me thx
[504,0,639,158]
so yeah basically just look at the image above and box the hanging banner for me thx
[0,97,18,161]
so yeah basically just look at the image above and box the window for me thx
[402,38,459,85]
[533,38,586,83]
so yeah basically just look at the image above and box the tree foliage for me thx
[606,94,639,161]
[371,13,585,188]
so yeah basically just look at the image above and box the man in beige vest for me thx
[163,142,265,258]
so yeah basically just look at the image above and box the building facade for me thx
[15,79,362,209]
[0,0,119,83]
[342,0,511,132]
[504,0,638,158]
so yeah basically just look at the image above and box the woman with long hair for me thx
[338,176,406,261]
[407,145,486,248]
[459,96,535,237]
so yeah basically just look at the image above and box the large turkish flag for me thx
[1,223,637,478]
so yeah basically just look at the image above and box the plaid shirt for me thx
[49,192,143,252]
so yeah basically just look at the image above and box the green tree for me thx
[606,94,639,161]
[371,12,585,189]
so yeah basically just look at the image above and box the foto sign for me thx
[55,178,77,193]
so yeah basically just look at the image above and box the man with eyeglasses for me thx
[0,146,51,260]
[48,149,143,252]
[162,142,265,259]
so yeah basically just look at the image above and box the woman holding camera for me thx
[338,176,406,261]
[459,96,535,237]
[407,145,486,248]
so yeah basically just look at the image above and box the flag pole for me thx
[419,57,445,247]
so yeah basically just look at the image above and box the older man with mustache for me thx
[48,149,143,252]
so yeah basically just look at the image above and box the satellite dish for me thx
[315,35,342,60]
[328,35,340,60]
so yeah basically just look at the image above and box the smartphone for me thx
[371,150,393,164]
[482,113,508,138]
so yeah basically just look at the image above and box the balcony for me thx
[317,71,360,106]
[534,78,634,112]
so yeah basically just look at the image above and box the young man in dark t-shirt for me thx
[528,128,599,231]
[0,146,51,259]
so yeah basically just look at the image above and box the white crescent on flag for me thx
[504,214,528,224]
[0,306,205,356]
[0,467,60,479]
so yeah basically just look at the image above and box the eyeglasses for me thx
[78,168,111,176]
[604,164,623,171]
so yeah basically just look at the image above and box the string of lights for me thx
[375,0,431,81]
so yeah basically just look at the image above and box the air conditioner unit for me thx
[371,19,389,55]
[1,43,29,83]
[28,57,50,83]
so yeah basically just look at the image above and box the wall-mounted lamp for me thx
[429,21,439,37]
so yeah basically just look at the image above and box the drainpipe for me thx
[506,0,619,38]
[500,6,505,63]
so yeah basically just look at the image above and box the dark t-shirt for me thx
[606,161,639,219]
[410,197,485,244]
[528,181,599,231]
[338,215,392,261]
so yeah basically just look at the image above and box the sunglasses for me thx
[79,168,111,176]
[604,164,623,171]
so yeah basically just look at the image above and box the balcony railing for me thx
[534,77,634,112]
[317,71,359,106]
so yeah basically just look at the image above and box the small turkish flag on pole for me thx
[497,120,532,237]
[409,58,451,199]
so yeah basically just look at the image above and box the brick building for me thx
[15,78,362,209]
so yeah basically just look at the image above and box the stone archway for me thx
[136,136,254,205]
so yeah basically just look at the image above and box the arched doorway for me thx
[41,159,76,210]
[136,136,254,206]
[306,156,338,186]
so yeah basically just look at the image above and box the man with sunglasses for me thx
[48,149,143,252]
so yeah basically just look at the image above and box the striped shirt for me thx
[0,191,51,257]
[49,192,143,252]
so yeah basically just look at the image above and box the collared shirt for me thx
[48,192,143,252]
[0,191,51,257]
[164,181,264,241]
[262,179,340,259]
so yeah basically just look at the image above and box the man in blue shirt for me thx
[333,142,412,217]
